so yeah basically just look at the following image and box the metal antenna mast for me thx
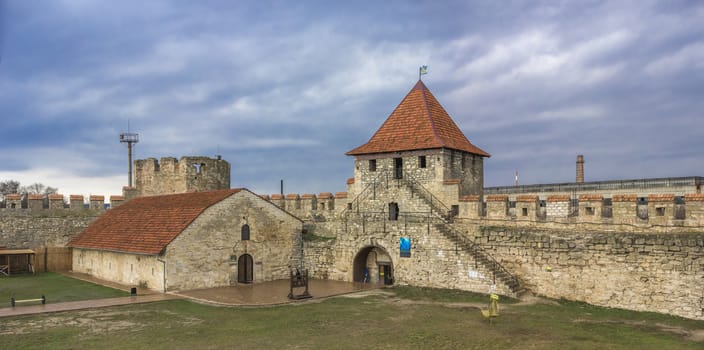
[119,120,139,187]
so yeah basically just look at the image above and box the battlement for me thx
[264,192,350,220]
[132,156,230,197]
[0,193,124,211]
[456,192,704,231]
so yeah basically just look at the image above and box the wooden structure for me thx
[288,269,312,300]
[0,249,36,276]
[11,295,46,307]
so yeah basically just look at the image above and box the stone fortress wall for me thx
[266,182,704,230]
[471,226,704,321]
[261,159,704,320]
[1,152,703,319]
[0,155,230,253]
[1,193,127,211]
[0,194,122,249]
[125,156,230,198]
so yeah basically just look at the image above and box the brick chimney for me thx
[576,155,584,183]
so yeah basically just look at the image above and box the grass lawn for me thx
[0,272,128,306]
[1,286,703,349]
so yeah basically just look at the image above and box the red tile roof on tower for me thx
[67,189,242,255]
[346,80,490,157]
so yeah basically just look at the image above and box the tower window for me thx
[193,163,205,174]
[419,156,427,168]
[394,158,403,179]
[369,159,377,172]
[389,202,399,221]
[241,224,250,241]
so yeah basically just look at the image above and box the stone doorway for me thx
[353,246,394,285]
[238,254,253,283]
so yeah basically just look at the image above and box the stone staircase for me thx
[431,222,523,294]
[400,176,524,295]
[341,174,524,295]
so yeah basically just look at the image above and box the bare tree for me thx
[20,183,58,195]
[0,180,20,195]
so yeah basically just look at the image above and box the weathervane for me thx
[419,65,428,80]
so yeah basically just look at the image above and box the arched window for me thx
[241,224,250,241]
[389,202,399,221]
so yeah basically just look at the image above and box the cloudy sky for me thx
[0,0,702,198]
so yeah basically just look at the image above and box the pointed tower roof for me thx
[346,80,490,157]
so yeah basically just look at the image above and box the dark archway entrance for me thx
[238,254,253,283]
[353,246,394,285]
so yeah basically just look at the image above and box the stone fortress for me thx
[1,80,703,321]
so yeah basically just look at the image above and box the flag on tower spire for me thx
[419,65,428,80]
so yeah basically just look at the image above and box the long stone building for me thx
[68,189,302,291]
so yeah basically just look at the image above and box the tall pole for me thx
[128,142,133,187]
[120,123,139,189]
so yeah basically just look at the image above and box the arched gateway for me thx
[353,246,394,285]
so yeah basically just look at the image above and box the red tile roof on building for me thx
[68,189,242,255]
[346,80,490,157]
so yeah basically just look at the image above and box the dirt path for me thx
[0,294,180,318]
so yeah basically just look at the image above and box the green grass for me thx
[392,285,520,304]
[0,272,128,306]
[1,286,702,349]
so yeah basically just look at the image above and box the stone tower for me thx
[346,80,489,200]
[126,156,231,198]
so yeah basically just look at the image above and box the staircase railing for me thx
[433,221,521,293]
[398,174,522,293]
[340,172,388,217]
[341,170,522,294]
[398,174,454,221]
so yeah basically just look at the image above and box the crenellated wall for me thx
[131,156,230,198]
[267,175,704,320]
[261,192,350,221]
[264,187,704,233]
[0,210,101,249]
[0,194,124,250]
[0,194,125,211]
[451,193,704,232]
[470,225,704,320]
